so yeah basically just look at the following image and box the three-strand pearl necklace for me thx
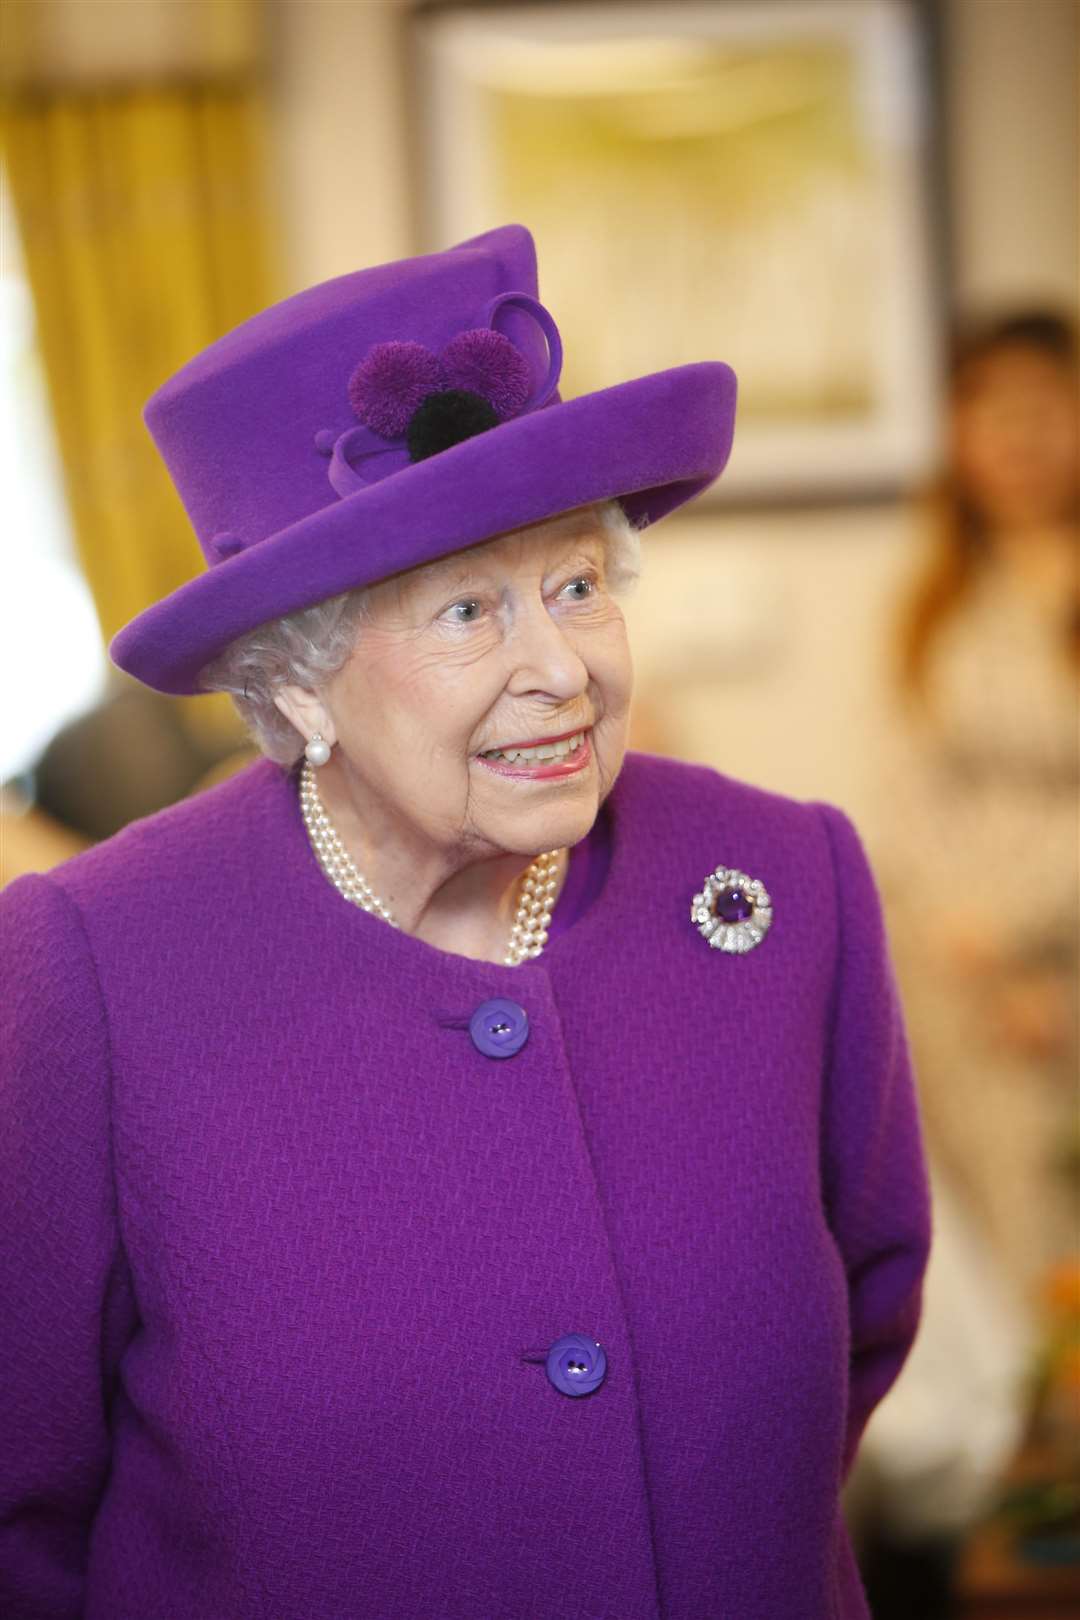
[298,760,565,966]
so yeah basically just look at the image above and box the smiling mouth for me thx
[478,729,588,765]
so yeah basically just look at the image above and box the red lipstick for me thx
[474,728,593,781]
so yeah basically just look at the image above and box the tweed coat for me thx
[1,749,932,1620]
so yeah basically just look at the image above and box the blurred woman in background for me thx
[849,309,1079,1617]
[887,309,1078,1313]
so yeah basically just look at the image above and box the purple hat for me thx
[110,223,737,695]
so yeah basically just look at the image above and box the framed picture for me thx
[413,0,944,503]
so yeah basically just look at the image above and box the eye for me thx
[559,574,597,601]
[442,597,483,625]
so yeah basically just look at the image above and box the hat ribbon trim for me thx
[479,291,563,413]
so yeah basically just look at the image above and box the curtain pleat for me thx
[2,78,278,658]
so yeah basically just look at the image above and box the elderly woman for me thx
[1,225,931,1620]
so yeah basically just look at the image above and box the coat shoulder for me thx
[619,749,837,847]
[616,752,878,929]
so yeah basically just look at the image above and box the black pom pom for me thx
[406,389,500,462]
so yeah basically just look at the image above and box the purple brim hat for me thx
[110,223,737,695]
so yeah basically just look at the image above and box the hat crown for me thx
[143,224,561,564]
[111,218,738,696]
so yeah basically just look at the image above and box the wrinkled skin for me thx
[274,502,634,961]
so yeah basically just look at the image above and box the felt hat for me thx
[110,222,737,695]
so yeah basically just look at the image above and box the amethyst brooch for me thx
[690,867,772,953]
[315,290,562,498]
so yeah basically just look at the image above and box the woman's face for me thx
[315,504,634,864]
[950,344,1079,530]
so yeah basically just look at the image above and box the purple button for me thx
[545,1332,607,1398]
[469,998,529,1059]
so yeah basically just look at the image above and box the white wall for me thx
[946,0,1078,313]
[267,0,413,291]
[620,500,921,826]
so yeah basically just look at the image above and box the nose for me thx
[505,592,589,705]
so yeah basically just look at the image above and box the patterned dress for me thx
[870,554,1079,1321]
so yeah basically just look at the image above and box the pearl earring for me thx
[305,732,331,767]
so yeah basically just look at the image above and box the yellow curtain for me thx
[2,80,278,647]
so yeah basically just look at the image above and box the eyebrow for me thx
[420,532,606,594]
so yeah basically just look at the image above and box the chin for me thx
[544,796,601,848]
[497,795,598,857]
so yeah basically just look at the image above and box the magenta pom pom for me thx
[440,328,531,419]
[314,428,336,455]
[348,341,444,438]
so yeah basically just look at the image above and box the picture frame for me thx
[412,0,944,503]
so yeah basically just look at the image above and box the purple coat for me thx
[1,750,932,1619]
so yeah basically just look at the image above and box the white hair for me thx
[199,498,646,766]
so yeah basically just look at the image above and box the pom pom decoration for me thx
[440,328,531,420]
[406,390,500,463]
[348,341,445,438]
[317,298,564,495]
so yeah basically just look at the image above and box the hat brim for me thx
[110,360,736,695]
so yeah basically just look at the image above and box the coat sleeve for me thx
[812,802,934,1486]
[0,872,139,1620]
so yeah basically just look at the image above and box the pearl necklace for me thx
[298,760,565,966]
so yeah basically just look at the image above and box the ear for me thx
[272,684,336,748]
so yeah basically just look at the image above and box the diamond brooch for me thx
[690,867,772,953]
